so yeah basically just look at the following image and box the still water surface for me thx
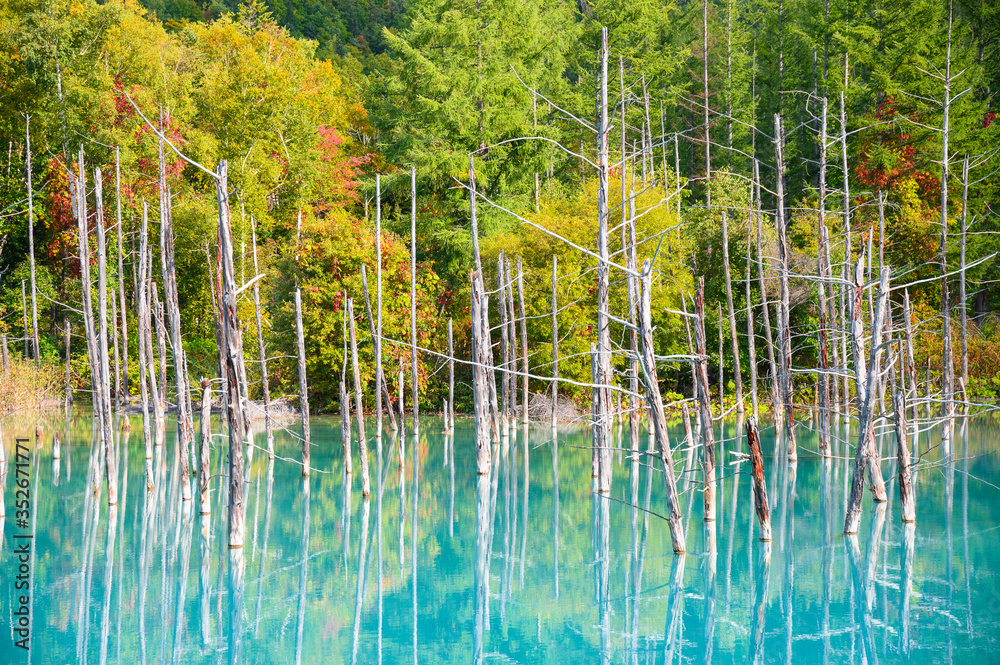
[1,411,999,663]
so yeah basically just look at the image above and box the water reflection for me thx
[3,413,1000,663]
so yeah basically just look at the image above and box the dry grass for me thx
[0,359,63,417]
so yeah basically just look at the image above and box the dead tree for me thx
[250,218,274,457]
[594,27,613,494]
[636,260,686,553]
[470,269,492,474]
[360,265,397,433]
[694,278,716,521]
[159,140,192,501]
[844,264,890,534]
[348,298,370,497]
[410,166,419,433]
[720,210,744,414]
[893,389,915,522]
[294,212,311,477]
[216,161,249,548]
[551,255,558,429]
[25,117,40,365]
[774,116,796,459]
[93,168,117,505]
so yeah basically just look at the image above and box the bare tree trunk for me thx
[745,417,771,540]
[532,91,540,212]
[517,259,528,426]
[903,291,920,428]
[248,218,273,458]
[505,256,518,429]
[111,292,120,412]
[471,269,493,474]
[893,389,915,522]
[348,298,370,497]
[844,264,890,534]
[718,302,725,412]
[817,97,830,453]
[115,146,129,401]
[498,255,511,436]
[703,0,712,205]
[694,278,716,521]
[774,117,796,459]
[94,168,118,505]
[635,261,685,552]
[153,289,167,410]
[376,174,389,438]
[745,218,759,419]
[295,285,310,477]
[754,161,778,421]
[25,117,40,366]
[410,167,419,433]
[624,175,640,458]
[341,376,352,476]
[448,319,455,432]
[721,210,743,414]
[21,280,28,361]
[159,141,191,501]
[137,204,154,485]
[469,156,500,444]
[60,325,67,405]
[940,0,955,454]
[4,333,10,382]
[360,265,397,433]
[594,27,613,494]
[216,160,248,548]
[551,255,558,429]
[959,154,969,396]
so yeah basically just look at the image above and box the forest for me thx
[0,0,998,415]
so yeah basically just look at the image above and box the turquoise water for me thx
[1,410,999,663]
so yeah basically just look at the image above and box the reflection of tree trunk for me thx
[593,490,611,665]
[900,521,915,656]
[663,550,687,663]
[228,547,246,665]
[846,503,886,665]
[820,454,832,665]
[751,542,771,664]
[473,473,491,665]
[138,466,153,663]
[293,478,311,665]
[702,521,717,664]
[552,435,559,598]
[199,514,211,653]
[254,459,274,636]
[171,508,194,665]
[350,499,371,665]
[411,432,420,662]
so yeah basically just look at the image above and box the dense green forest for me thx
[0,0,998,412]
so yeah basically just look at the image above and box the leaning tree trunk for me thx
[844,264,890,534]
[694,278,716,521]
[636,260,685,553]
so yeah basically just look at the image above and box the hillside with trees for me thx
[0,0,998,412]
